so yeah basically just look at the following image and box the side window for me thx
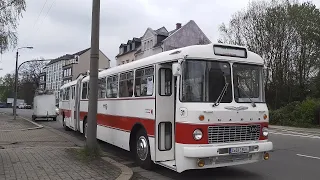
[159,68,172,96]
[135,66,154,97]
[66,87,70,100]
[62,89,65,100]
[98,77,107,98]
[107,75,118,98]
[71,86,75,99]
[119,71,134,97]
[82,82,88,99]
[60,89,63,101]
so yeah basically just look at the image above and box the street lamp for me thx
[13,46,33,120]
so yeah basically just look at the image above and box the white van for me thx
[32,89,57,121]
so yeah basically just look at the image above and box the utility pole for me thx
[86,0,100,150]
[13,51,18,120]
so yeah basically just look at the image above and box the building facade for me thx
[115,38,141,66]
[42,48,110,102]
[116,20,211,65]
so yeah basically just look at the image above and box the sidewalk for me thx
[0,114,132,180]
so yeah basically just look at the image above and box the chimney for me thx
[176,23,182,30]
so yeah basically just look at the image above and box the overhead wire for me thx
[20,0,56,46]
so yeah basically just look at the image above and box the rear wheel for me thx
[135,129,153,169]
[62,116,70,131]
[83,120,88,138]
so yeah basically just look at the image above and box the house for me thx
[41,48,111,102]
[115,20,211,65]
[115,38,141,65]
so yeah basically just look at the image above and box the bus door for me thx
[69,85,76,130]
[155,64,175,161]
[74,78,83,131]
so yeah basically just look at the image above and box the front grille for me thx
[208,124,260,144]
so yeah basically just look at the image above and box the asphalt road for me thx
[2,108,320,180]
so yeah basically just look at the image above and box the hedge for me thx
[269,98,320,128]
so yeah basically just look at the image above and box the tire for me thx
[135,129,153,169]
[62,116,70,131]
[83,120,88,138]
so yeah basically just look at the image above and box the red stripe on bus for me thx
[79,97,155,101]
[79,111,155,137]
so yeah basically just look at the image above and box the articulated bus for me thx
[59,43,273,173]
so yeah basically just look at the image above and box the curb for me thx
[269,125,320,134]
[19,115,133,180]
[0,112,43,131]
[102,157,133,180]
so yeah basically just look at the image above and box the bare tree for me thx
[219,0,320,108]
[18,58,46,104]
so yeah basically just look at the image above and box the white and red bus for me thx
[59,43,273,173]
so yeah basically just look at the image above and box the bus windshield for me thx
[233,63,265,103]
[180,60,232,103]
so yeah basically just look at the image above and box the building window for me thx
[135,66,154,97]
[122,61,125,64]
[119,71,133,97]
[126,60,129,63]
[98,77,106,98]
[106,75,118,98]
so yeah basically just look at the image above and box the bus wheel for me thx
[83,120,88,138]
[135,129,153,169]
[62,116,70,131]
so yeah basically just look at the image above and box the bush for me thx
[270,98,320,127]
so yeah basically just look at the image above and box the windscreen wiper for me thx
[237,85,256,107]
[213,76,229,107]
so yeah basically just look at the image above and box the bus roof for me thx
[60,80,77,89]
[61,43,263,88]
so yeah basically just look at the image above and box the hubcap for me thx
[84,123,88,138]
[137,136,148,161]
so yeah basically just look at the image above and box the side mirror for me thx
[172,63,182,76]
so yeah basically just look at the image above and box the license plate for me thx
[229,147,250,154]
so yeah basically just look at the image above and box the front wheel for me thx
[135,129,153,169]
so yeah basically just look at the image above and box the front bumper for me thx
[175,141,273,172]
[183,141,273,158]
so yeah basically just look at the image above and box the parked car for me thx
[25,105,32,109]
[18,103,26,109]
[55,107,59,115]
[0,102,6,108]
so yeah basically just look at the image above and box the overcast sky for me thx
[0,0,319,77]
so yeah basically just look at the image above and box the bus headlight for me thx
[193,129,203,140]
[262,127,269,137]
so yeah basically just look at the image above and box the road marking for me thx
[296,154,320,160]
[270,131,320,139]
